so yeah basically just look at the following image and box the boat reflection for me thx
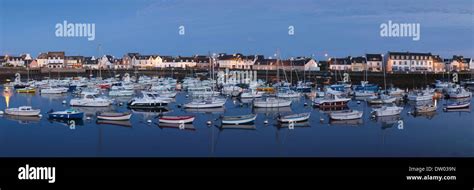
[184,107,225,113]
[96,120,132,128]
[75,107,113,117]
[329,118,363,126]
[317,106,349,114]
[253,106,292,113]
[130,107,170,114]
[411,111,437,119]
[158,123,196,131]
[48,118,84,127]
[218,124,256,130]
[375,115,401,124]
[276,121,310,129]
[2,114,41,124]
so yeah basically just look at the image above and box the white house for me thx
[366,54,383,72]
[445,55,470,72]
[304,58,320,71]
[329,57,351,71]
[386,52,433,73]
[217,53,259,69]
[46,51,65,69]
[161,56,196,68]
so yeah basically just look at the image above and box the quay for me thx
[0,67,472,89]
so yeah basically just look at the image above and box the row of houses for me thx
[0,51,472,73]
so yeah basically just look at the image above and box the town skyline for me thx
[1,0,473,59]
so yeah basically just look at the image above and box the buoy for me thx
[147,119,152,123]
[186,94,189,98]
[62,100,67,104]
[86,117,91,120]
[357,101,361,104]
[239,103,243,107]
[207,120,212,125]
[443,108,447,112]
[233,100,237,104]
[0,111,4,115]
[119,102,123,106]
[38,114,43,118]
[371,114,376,118]
[407,111,411,115]
[264,120,268,124]
[304,102,308,106]
[319,117,324,122]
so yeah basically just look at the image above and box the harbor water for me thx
[0,86,472,157]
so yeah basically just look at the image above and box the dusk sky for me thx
[1,0,473,59]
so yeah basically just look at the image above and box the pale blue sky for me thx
[1,0,473,59]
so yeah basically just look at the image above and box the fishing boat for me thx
[240,89,264,98]
[329,110,363,120]
[97,112,132,121]
[447,86,472,99]
[40,87,68,94]
[253,98,292,108]
[48,108,84,119]
[387,87,405,97]
[221,85,243,97]
[313,93,350,108]
[367,96,383,104]
[127,91,171,109]
[415,101,437,113]
[16,87,36,93]
[407,89,434,102]
[4,106,41,117]
[183,98,226,108]
[277,112,311,123]
[109,86,134,96]
[371,105,403,117]
[354,90,376,97]
[221,114,257,125]
[381,94,397,103]
[444,101,470,109]
[70,92,112,107]
[158,115,195,124]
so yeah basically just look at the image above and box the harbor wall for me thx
[0,67,472,89]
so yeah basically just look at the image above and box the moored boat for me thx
[97,112,132,121]
[221,114,257,125]
[329,110,363,120]
[444,101,470,110]
[158,115,195,124]
[253,98,292,108]
[277,112,311,123]
[183,98,226,108]
[371,105,403,117]
[4,106,41,117]
[48,108,84,119]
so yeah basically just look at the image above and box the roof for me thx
[388,51,432,58]
[329,57,351,65]
[366,54,382,61]
[351,56,367,64]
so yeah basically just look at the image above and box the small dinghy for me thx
[158,115,195,124]
[329,110,363,120]
[444,101,470,110]
[221,114,257,125]
[278,112,311,123]
[48,108,84,119]
[96,112,132,121]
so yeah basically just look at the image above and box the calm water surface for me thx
[0,86,472,157]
